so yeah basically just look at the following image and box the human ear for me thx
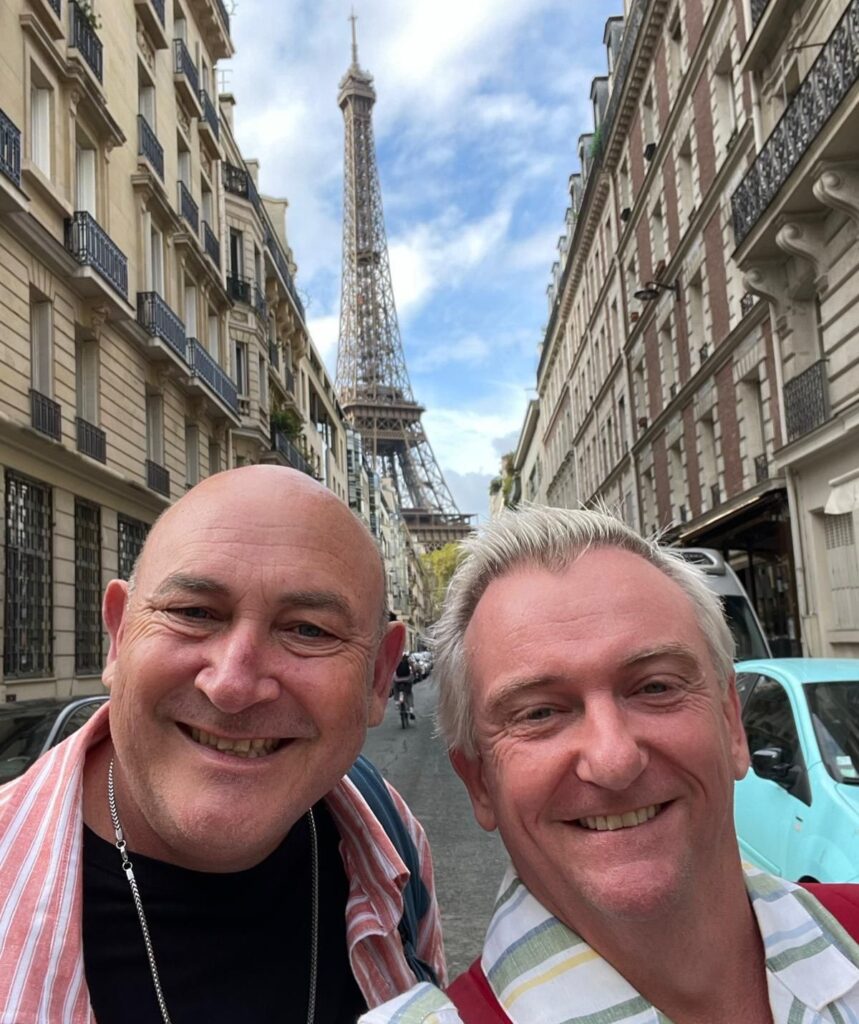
[450,748,498,833]
[367,620,406,724]
[101,579,129,690]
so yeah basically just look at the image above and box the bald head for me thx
[129,466,387,632]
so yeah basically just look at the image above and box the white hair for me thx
[433,504,735,757]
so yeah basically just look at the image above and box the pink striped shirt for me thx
[0,704,447,1023]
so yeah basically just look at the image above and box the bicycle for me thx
[397,690,411,729]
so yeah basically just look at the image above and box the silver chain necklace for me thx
[107,758,319,1024]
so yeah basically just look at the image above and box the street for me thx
[361,676,509,977]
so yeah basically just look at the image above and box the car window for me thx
[0,708,56,783]
[735,673,760,711]
[55,701,102,742]
[742,676,800,768]
[805,682,859,784]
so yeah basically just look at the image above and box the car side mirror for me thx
[751,746,793,782]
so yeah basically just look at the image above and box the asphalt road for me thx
[361,676,509,977]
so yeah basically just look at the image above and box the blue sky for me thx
[225,0,620,520]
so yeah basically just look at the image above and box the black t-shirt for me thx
[82,801,366,1023]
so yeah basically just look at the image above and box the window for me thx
[138,84,156,129]
[677,132,694,222]
[207,311,220,358]
[184,281,197,339]
[742,677,799,769]
[74,498,102,675]
[178,145,191,188]
[75,140,97,215]
[118,515,149,581]
[30,79,52,177]
[146,391,164,464]
[201,185,213,226]
[713,44,738,150]
[229,229,244,278]
[660,318,677,401]
[739,373,766,471]
[642,86,656,147]
[148,224,164,294]
[668,10,683,96]
[699,414,719,507]
[254,245,263,289]
[651,197,666,266]
[669,441,686,521]
[234,340,249,395]
[824,513,859,629]
[687,270,705,354]
[76,334,99,424]
[4,473,52,679]
[30,297,53,397]
[259,354,268,411]
[185,423,199,487]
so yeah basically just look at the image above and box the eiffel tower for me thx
[334,19,474,550]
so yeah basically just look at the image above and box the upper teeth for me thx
[189,728,279,758]
[579,805,660,831]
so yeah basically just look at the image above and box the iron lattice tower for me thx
[335,22,474,549]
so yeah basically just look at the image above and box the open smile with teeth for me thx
[188,726,282,758]
[577,804,662,831]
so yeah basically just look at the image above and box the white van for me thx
[674,548,772,661]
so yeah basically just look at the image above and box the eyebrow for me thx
[151,575,356,624]
[482,643,705,719]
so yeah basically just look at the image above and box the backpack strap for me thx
[347,755,439,986]
[447,958,511,1023]
[801,883,859,943]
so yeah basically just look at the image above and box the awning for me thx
[825,475,859,515]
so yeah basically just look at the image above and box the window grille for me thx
[824,512,859,629]
[75,498,102,674]
[118,514,149,581]
[4,472,52,678]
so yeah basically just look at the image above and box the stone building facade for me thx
[514,0,859,657]
[0,0,414,700]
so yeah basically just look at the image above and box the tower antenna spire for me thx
[349,9,359,66]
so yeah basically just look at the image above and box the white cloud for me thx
[411,333,491,374]
[307,313,340,365]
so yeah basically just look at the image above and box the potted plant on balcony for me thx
[76,0,102,30]
[269,405,302,438]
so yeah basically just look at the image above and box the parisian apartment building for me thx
[0,0,429,701]
[505,0,859,659]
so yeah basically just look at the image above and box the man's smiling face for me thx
[451,547,748,927]
[101,467,403,872]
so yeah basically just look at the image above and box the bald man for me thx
[0,466,446,1024]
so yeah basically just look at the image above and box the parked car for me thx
[0,695,108,784]
[675,548,771,661]
[410,651,433,681]
[733,659,859,882]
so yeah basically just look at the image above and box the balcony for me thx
[177,180,199,234]
[226,273,252,305]
[272,430,315,477]
[76,417,106,462]
[198,88,220,150]
[253,283,267,321]
[48,0,61,14]
[185,0,233,60]
[732,0,859,246]
[134,0,168,49]
[223,161,262,215]
[750,0,772,29]
[202,220,220,268]
[0,107,21,189]
[173,38,202,116]
[69,0,103,83]
[187,337,238,413]
[146,459,170,497]
[65,210,129,300]
[137,291,186,359]
[265,227,305,321]
[31,390,61,440]
[138,115,164,181]
[784,359,830,442]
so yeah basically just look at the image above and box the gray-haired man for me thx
[360,505,859,1024]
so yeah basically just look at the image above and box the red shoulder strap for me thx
[447,959,511,1024]
[801,883,859,943]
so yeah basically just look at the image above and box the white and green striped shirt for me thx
[360,865,859,1024]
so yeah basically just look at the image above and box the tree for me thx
[421,542,464,619]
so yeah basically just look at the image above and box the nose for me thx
[575,696,648,791]
[194,624,281,714]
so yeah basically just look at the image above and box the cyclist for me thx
[392,653,416,721]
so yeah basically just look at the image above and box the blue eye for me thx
[296,623,327,638]
[173,607,213,620]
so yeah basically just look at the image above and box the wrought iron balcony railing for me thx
[146,459,170,497]
[69,0,103,83]
[138,114,164,181]
[732,0,859,245]
[48,0,61,14]
[223,161,262,214]
[754,453,769,482]
[214,0,230,32]
[253,283,267,321]
[137,291,186,359]
[65,210,129,299]
[268,341,280,370]
[0,107,21,188]
[273,430,315,477]
[784,358,830,442]
[187,337,238,412]
[264,226,305,320]
[148,0,165,25]
[177,180,199,234]
[173,37,199,96]
[31,389,62,440]
[76,417,106,462]
[202,220,220,268]
[199,88,220,140]
[226,273,251,305]
[750,0,772,29]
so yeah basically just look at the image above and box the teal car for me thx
[733,659,859,883]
